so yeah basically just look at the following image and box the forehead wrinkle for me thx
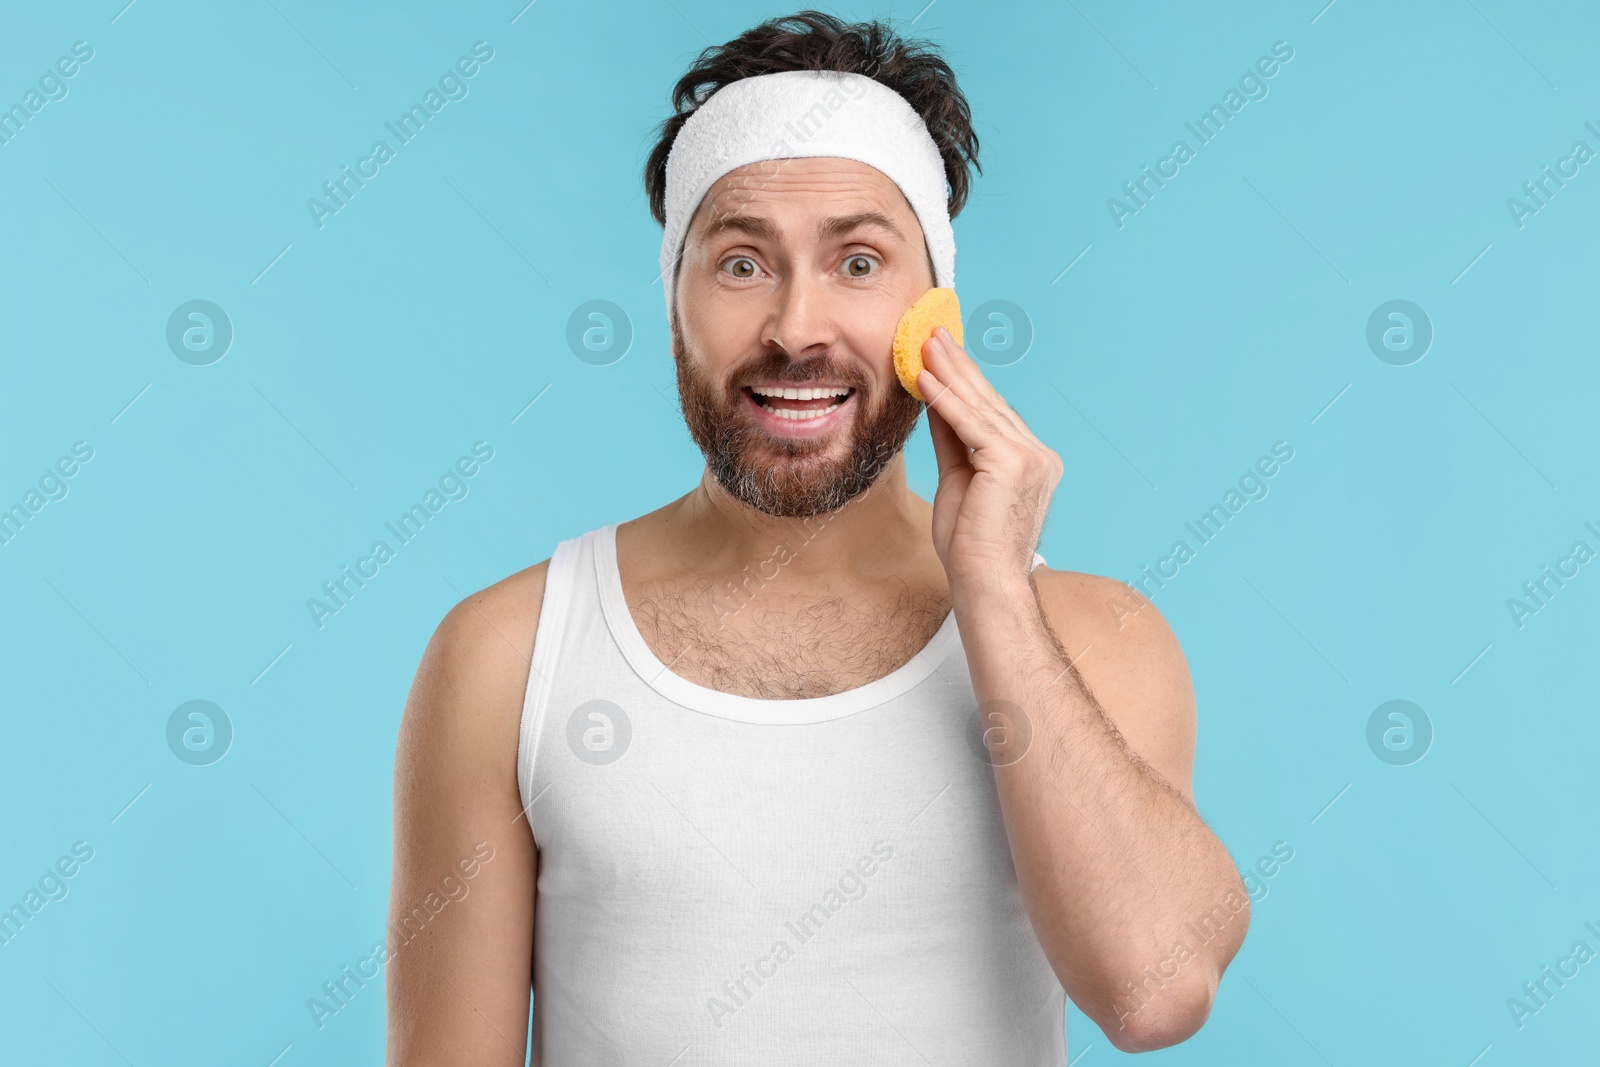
[693,208,908,248]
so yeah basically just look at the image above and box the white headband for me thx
[658,69,955,320]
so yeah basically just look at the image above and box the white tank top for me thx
[517,523,1066,1064]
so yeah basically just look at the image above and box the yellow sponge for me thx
[892,287,962,401]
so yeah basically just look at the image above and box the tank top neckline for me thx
[592,521,963,724]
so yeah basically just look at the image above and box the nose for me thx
[762,268,836,361]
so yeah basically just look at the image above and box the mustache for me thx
[729,351,871,391]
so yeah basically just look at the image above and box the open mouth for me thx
[741,384,856,423]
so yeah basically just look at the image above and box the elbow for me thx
[1105,977,1215,1053]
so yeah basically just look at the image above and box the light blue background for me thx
[2,0,1596,1063]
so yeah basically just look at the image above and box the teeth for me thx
[751,385,850,400]
[758,400,842,420]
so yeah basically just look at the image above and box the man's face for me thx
[671,156,935,519]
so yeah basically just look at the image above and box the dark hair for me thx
[642,9,981,229]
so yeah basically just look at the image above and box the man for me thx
[387,11,1247,1064]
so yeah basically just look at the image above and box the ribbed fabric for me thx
[517,523,1066,1064]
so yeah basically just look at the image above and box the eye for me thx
[843,254,878,277]
[722,255,759,279]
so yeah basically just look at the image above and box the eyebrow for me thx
[696,210,907,246]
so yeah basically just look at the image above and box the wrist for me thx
[949,571,1040,618]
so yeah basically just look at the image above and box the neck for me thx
[653,452,935,583]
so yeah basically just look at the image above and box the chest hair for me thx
[628,577,952,700]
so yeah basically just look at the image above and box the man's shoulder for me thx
[1030,565,1160,638]
[432,517,632,660]
[398,559,556,793]
[1027,563,1188,682]
[1029,564,1197,801]
[430,556,553,680]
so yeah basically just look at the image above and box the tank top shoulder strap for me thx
[516,526,606,819]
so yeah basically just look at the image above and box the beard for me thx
[672,316,925,519]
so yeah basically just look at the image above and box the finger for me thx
[925,327,1013,415]
[923,364,1063,488]
[925,397,970,480]
[930,328,1059,457]
[917,367,1015,456]
[923,329,1030,441]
